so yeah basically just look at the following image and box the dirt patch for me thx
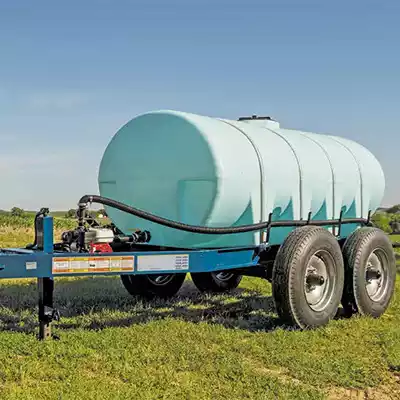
[327,383,400,400]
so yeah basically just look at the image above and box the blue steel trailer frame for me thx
[0,209,379,340]
[0,215,262,340]
[0,216,260,280]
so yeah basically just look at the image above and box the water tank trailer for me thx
[0,110,397,340]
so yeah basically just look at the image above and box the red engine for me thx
[89,243,113,253]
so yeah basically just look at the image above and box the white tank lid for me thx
[238,115,280,129]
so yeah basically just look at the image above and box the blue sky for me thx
[0,0,399,210]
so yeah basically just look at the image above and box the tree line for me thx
[371,205,400,234]
[6,207,107,219]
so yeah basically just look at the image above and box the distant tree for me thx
[65,209,76,218]
[389,220,400,234]
[98,208,107,217]
[386,204,400,214]
[10,207,24,217]
[84,210,97,219]
[371,212,391,233]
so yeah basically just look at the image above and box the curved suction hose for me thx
[77,195,272,234]
[77,195,370,235]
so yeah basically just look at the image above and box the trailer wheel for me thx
[341,227,396,318]
[120,273,186,299]
[190,271,242,293]
[272,226,344,329]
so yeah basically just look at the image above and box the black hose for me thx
[77,195,369,235]
[77,195,271,234]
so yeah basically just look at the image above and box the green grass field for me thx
[0,221,399,399]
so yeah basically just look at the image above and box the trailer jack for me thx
[38,277,60,340]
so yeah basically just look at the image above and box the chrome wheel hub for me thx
[147,274,174,286]
[213,271,234,281]
[365,251,387,302]
[304,252,334,312]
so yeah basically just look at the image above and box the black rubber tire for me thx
[120,273,186,299]
[272,226,344,329]
[341,227,396,318]
[190,271,242,293]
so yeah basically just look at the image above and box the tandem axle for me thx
[0,196,397,340]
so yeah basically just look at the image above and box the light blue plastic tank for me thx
[98,110,385,248]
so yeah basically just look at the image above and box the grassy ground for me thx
[0,226,399,399]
